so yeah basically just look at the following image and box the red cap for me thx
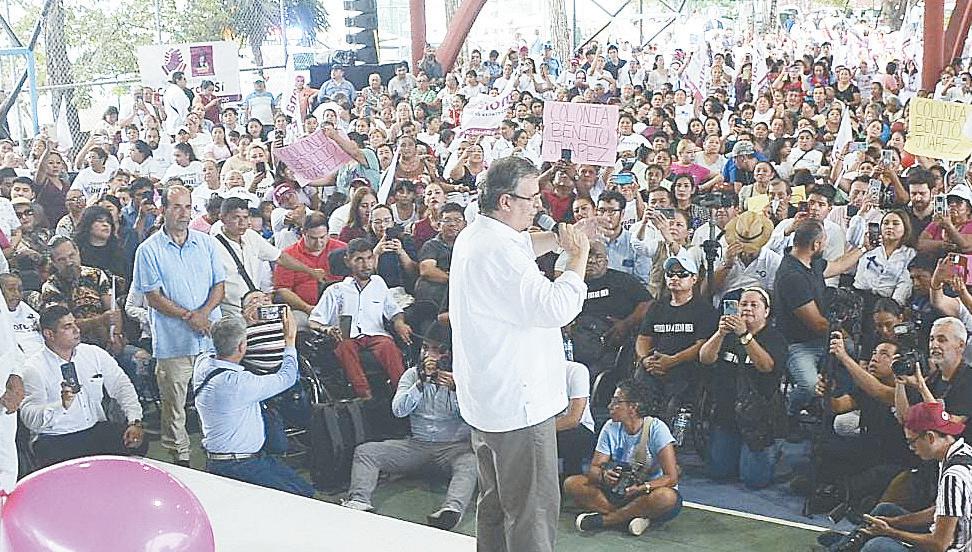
[905,401,966,436]
[272,183,296,203]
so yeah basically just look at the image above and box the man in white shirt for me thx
[309,238,414,400]
[0,296,24,492]
[767,184,848,285]
[210,197,328,316]
[163,71,191,138]
[450,156,591,552]
[19,305,145,468]
[1,272,44,357]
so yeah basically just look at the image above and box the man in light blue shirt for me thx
[342,323,475,531]
[192,311,314,497]
[133,185,225,466]
[318,65,356,103]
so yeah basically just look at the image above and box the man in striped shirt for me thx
[858,401,972,552]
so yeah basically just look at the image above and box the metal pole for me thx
[639,0,643,46]
[572,0,577,54]
[923,0,945,91]
[154,0,162,43]
[279,0,288,65]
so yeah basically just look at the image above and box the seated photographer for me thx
[308,238,413,399]
[192,312,315,497]
[635,251,716,422]
[342,323,476,531]
[699,287,786,489]
[827,402,971,552]
[564,379,681,537]
[557,361,597,477]
[572,240,652,373]
[19,305,147,468]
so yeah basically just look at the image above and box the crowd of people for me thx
[0,10,970,550]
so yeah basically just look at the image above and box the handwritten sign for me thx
[541,102,619,166]
[273,130,353,184]
[905,97,972,161]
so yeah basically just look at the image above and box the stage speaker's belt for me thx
[206,451,261,461]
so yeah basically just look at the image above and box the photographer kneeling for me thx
[699,287,786,489]
[341,323,476,531]
[564,379,681,537]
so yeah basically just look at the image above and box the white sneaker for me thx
[628,517,650,536]
[340,499,375,512]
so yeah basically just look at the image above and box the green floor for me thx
[147,432,824,551]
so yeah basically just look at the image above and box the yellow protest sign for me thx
[746,194,769,213]
[791,185,807,203]
[905,97,972,161]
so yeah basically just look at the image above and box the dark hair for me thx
[616,379,651,416]
[205,195,224,215]
[39,304,72,331]
[598,189,627,212]
[174,142,196,162]
[907,167,935,188]
[303,211,329,232]
[872,297,904,318]
[792,219,825,249]
[440,202,464,218]
[346,237,373,256]
[479,156,539,214]
[171,71,184,83]
[74,205,117,249]
[130,177,154,194]
[97,194,122,213]
[809,183,837,205]
[132,140,153,159]
[220,197,251,217]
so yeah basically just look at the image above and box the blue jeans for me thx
[653,489,683,524]
[706,427,780,489]
[115,344,158,401]
[786,340,826,416]
[207,455,315,497]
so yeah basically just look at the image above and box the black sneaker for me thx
[575,512,604,532]
[174,459,191,468]
[427,507,461,530]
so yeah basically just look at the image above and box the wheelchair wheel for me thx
[692,382,714,459]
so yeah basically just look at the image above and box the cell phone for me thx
[797,201,808,213]
[935,195,948,218]
[560,148,572,162]
[956,162,968,181]
[257,304,286,322]
[867,222,881,246]
[723,299,738,316]
[613,172,635,186]
[849,141,866,153]
[867,178,883,199]
[385,225,403,241]
[880,149,894,167]
[60,362,81,394]
[659,207,676,219]
[952,254,971,283]
[256,161,266,173]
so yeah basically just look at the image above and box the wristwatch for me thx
[128,419,142,427]
[739,333,754,346]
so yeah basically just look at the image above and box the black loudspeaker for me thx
[309,62,406,91]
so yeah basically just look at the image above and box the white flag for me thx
[831,107,853,165]
[55,97,74,153]
[377,146,400,204]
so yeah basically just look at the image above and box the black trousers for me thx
[33,422,149,469]
[557,425,596,476]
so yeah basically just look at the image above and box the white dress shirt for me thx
[20,344,142,438]
[449,215,587,432]
[0,302,24,491]
[768,217,848,285]
[853,245,916,304]
[712,247,782,305]
[210,227,281,315]
[309,275,402,338]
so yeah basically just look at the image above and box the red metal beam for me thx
[923,0,945,91]
[409,0,427,72]
[945,0,972,67]
[434,0,489,73]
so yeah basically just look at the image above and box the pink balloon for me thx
[2,456,215,552]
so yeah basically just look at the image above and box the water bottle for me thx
[672,407,692,447]
[563,335,574,362]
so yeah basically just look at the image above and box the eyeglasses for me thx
[15,209,33,217]
[608,398,634,407]
[906,432,927,448]
[508,191,541,202]
[665,270,692,278]
[440,218,464,226]
[596,207,621,214]
[372,217,394,225]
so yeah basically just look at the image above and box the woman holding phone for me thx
[853,209,916,305]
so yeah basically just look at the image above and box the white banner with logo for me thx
[137,41,241,98]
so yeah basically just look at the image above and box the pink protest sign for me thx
[541,102,619,166]
[273,129,353,184]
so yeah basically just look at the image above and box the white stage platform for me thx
[147,460,476,551]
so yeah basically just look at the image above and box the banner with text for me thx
[458,79,516,137]
[273,130,352,184]
[137,41,241,99]
[541,102,619,166]
[905,97,972,161]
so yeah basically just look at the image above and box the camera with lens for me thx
[603,461,646,506]
[696,192,726,209]
[890,321,926,377]
[419,353,452,383]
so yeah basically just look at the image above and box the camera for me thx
[696,192,727,209]
[385,225,403,242]
[257,304,286,322]
[890,321,926,377]
[604,461,646,506]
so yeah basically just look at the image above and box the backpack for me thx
[307,400,367,492]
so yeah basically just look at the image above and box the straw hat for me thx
[724,212,773,253]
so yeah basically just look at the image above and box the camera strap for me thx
[215,233,257,292]
[634,416,655,467]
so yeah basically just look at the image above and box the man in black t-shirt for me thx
[414,203,465,310]
[635,251,716,421]
[773,219,863,439]
[573,241,652,372]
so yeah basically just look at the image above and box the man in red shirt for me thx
[273,212,346,328]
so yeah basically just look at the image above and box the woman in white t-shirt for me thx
[120,140,164,181]
[162,143,205,188]
[71,147,114,202]
[204,125,233,162]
